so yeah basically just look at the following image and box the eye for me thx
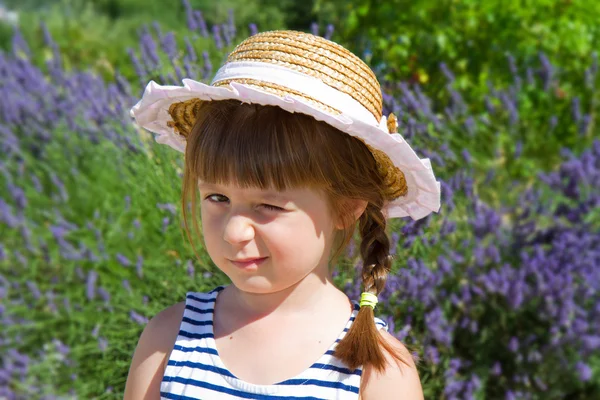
[261,204,284,211]
[206,194,285,211]
[205,194,228,204]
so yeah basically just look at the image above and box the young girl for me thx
[125,30,440,399]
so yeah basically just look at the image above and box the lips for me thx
[232,257,266,263]
[229,257,267,269]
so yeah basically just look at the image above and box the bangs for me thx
[186,100,335,192]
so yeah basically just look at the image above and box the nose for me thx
[222,214,255,245]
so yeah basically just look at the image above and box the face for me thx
[198,181,340,294]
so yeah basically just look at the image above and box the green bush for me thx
[315,0,600,97]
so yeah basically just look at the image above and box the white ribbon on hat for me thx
[211,61,382,129]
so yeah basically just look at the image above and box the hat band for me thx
[210,61,379,127]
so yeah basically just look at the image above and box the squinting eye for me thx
[262,204,284,211]
[205,195,282,211]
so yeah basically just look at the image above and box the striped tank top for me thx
[160,286,388,399]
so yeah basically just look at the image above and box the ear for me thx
[335,199,368,230]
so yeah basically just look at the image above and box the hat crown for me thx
[211,30,384,123]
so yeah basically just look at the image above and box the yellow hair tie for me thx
[359,292,378,309]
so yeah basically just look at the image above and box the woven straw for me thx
[166,30,407,200]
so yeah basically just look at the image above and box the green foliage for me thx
[315,0,600,95]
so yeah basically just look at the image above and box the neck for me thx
[228,274,344,319]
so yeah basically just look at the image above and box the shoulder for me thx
[123,301,186,400]
[358,330,424,400]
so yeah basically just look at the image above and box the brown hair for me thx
[180,99,411,372]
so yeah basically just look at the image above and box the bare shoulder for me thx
[358,330,424,400]
[123,301,186,400]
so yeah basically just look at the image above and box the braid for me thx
[334,204,408,372]
[359,204,392,296]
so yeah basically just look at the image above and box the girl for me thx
[125,30,440,399]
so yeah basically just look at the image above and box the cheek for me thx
[268,216,327,260]
[200,209,221,252]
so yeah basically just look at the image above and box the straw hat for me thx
[130,30,441,220]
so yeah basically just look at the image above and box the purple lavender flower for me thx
[124,195,131,211]
[538,52,554,91]
[515,140,523,158]
[127,48,146,85]
[425,345,440,365]
[130,310,149,325]
[161,32,179,60]
[26,280,41,300]
[499,92,519,126]
[440,62,455,83]
[63,297,71,312]
[183,0,197,31]
[506,52,518,79]
[135,255,144,278]
[11,26,31,60]
[194,10,209,37]
[98,337,108,352]
[575,361,592,381]
[227,9,236,41]
[584,51,597,89]
[549,115,558,130]
[212,25,223,51]
[157,202,177,215]
[526,67,535,86]
[139,26,160,71]
[221,23,233,47]
[579,114,591,136]
[52,338,70,356]
[491,362,502,376]
[202,51,212,80]
[324,24,334,41]
[184,37,197,63]
[86,270,97,301]
[508,337,519,353]
[571,96,581,123]
[249,23,259,36]
[98,287,110,304]
[49,172,68,202]
[484,95,496,116]
[116,253,132,267]
[310,22,319,37]
[162,217,170,233]
[186,259,195,278]
[122,279,132,294]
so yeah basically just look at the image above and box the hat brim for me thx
[130,78,441,220]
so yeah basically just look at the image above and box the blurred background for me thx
[0,0,599,398]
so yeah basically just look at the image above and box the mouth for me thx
[229,257,268,269]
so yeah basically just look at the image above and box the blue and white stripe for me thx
[160,286,388,400]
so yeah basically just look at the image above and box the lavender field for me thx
[1,1,599,399]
